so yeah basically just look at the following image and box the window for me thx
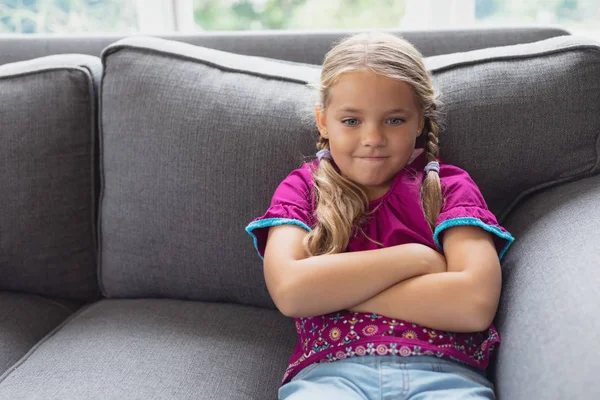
[473,0,600,38]
[0,0,139,34]
[192,0,407,31]
[1,0,598,40]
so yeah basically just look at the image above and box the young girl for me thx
[246,32,514,400]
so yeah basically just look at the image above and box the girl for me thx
[246,32,514,400]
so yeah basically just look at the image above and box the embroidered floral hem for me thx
[281,331,500,385]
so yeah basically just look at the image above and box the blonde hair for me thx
[304,32,443,257]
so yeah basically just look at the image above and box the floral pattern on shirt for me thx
[282,311,500,385]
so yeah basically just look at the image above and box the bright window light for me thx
[0,0,598,40]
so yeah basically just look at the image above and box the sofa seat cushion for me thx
[0,291,77,375]
[0,299,297,400]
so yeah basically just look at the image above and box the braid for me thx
[420,118,443,233]
[304,136,384,256]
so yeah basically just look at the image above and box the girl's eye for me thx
[388,118,405,125]
[342,118,359,126]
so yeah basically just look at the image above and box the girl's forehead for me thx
[327,71,419,111]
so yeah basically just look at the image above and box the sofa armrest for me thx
[491,174,600,399]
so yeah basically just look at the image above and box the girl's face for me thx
[316,70,424,201]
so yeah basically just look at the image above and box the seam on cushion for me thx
[0,66,89,81]
[97,54,109,298]
[429,42,600,74]
[0,300,102,384]
[40,300,74,315]
[594,123,600,175]
[245,218,312,260]
[498,169,597,223]
[4,291,79,315]
[433,217,515,260]
[34,295,80,315]
[101,45,316,85]
[77,64,102,302]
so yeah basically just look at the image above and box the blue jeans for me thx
[278,355,496,400]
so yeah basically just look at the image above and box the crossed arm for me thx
[264,225,502,333]
[347,226,502,332]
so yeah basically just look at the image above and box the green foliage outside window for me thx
[193,0,406,31]
[0,0,137,34]
[1,0,598,34]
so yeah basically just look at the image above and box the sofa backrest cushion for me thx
[0,54,102,301]
[99,35,600,307]
[0,27,570,66]
[99,37,320,307]
[426,36,600,221]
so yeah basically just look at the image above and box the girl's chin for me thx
[352,176,391,189]
[340,169,394,187]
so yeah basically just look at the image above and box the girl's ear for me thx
[418,114,426,137]
[415,117,427,148]
[315,104,328,139]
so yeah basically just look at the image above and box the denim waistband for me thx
[333,354,487,377]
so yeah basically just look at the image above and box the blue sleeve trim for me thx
[245,218,312,260]
[433,217,515,260]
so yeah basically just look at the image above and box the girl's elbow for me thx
[265,258,302,318]
[280,306,303,319]
[274,286,316,318]
[276,297,300,318]
[271,280,302,318]
[470,314,493,332]
[471,299,498,332]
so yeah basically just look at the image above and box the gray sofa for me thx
[0,27,599,399]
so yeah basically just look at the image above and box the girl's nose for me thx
[361,125,386,147]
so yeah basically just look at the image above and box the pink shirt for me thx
[246,151,514,385]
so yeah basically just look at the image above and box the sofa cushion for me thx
[0,55,102,301]
[99,35,600,307]
[0,299,296,400]
[490,173,600,399]
[99,37,320,307]
[0,291,77,375]
[425,35,600,221]
[0,27,569,66]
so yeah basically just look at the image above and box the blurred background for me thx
[0,0,598,39]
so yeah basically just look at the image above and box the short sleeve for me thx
[433,164,515,260]
[245,165,315,260]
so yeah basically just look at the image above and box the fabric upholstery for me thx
[0,291,77,375]
[99,37,320,306]
[424,35,600,221]
[491,173,600,399]
[0,28,598,400]
[99,35,600,309]
[0,27,569,66]
[0,299,296,400]
[0,55,102,301]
